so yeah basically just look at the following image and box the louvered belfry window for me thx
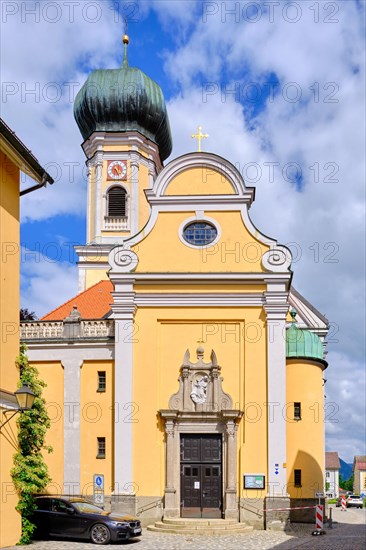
[107,186,127,217]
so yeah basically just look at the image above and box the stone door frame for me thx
[160,410,242,520]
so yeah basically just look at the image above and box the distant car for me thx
[30,497,142,544]
[346,495,364,509]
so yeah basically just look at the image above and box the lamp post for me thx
[0,383,36,430]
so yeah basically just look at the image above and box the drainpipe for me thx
[20,171,54,196]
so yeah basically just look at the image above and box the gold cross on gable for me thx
[191,126,209,152]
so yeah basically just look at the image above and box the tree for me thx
[339,473,354,492]
[11,344,52,544]
[20,309,37,321]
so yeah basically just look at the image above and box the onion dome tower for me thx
[73,33,173,269]
[74,34,172,162]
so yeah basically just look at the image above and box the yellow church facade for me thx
[21,37,329,530]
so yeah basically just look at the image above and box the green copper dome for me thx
[286,309,325,363]
[73,39,172,161]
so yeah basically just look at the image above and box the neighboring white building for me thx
[325,451,340,498]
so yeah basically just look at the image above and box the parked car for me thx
[346,495,364,509]
[30,497,142,544]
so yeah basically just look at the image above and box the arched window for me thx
[107,186,127,217]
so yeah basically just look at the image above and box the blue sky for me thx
[2,1,365,462]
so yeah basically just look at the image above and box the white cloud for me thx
[20,248,78,318]
[1,0,126,222]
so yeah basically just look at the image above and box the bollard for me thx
[328,506,333,529]
[312,504,325,536]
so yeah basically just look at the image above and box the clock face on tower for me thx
[107,160,127,180]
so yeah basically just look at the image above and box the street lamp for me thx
[0,383,35,430]
[14,383,35,411]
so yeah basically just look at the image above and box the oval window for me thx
[183,222,217,246]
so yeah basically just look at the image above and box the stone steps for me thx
[147,518,254,535]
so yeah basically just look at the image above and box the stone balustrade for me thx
[104,216,129,230]
[21,319,115,340]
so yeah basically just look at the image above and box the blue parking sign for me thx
[94,474,104,490]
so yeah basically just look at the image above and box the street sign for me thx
[94,492,104,505]
[93,474,104,490]
[93,474,105,507]
[315,492,324,498]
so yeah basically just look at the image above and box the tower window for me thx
[97,371,106,392]
[107,186,127,217]
[294,402,301,420]
[97,437,106,459]
[294,469,302,487]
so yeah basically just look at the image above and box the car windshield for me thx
[72,502,105,514]
[349,495,360,499]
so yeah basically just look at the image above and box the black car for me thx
[31,497,142,544]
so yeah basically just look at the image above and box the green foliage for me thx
[11,344,52,544]
[340,474,354,492]
[325,481,330,491]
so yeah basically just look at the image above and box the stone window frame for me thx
[178,214,221,250]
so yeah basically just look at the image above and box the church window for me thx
[107,186,127,217]
[97,437,106,459]
[294,469,302,487]
[294,402,301,420]
[97,371,106,392]
[183,222,217,246]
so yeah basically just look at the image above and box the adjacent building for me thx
[0,118,53,547]
[21,36,330,530]
[353,456,366,495]
[325,451,340,498]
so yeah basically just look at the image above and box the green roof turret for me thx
[73,34,172,161]
[286,308,326,365]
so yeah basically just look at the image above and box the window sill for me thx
[96,454,106,459]
[97,389,106,393]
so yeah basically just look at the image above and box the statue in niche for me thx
[190,375,208,404]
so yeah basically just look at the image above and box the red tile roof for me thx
[325,451,340,470]
[353,456,366,471]
[42,280,113,320]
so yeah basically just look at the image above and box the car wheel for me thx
[90,524,111,545]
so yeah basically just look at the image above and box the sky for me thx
[1,0,365,463]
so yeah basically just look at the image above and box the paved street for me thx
[3,508,365,550]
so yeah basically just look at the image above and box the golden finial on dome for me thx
[122,17,129,67]
[122,16,129,44]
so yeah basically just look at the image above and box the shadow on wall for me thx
[288,450,325,523]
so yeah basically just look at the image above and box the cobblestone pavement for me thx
[4,508,365,550]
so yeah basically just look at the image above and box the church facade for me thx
[21,35,329,529]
